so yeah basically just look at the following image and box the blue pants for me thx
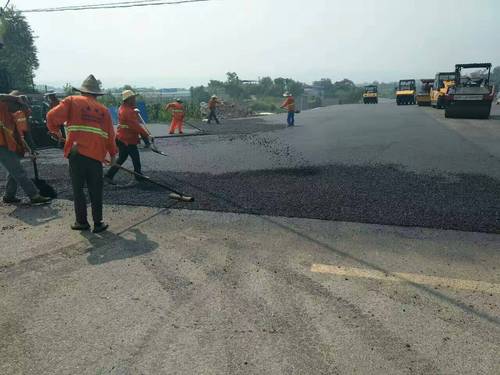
[287,111,295,126]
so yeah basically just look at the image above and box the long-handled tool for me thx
[21,138,57,198]
[134,109,169,157]
[183,120,206,133]
[31,158,57,198]
[116,165,194,202]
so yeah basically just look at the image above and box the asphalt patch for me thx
[2,163,499,234]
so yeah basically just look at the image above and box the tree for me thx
[224,72,244,100]
[0,7,39,92]
[63,83,73,96]
[190,85,210,104]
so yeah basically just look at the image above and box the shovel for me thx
[21,138,57,198]
[32,158,57,198]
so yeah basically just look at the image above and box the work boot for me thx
[30,195,52,206]
[2,196,21,204]
[93,222,109,233]
[104,176,116,185]
[71,222,91,231]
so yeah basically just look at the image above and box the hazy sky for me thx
[13,0,500,88]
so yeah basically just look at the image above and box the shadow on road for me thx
[8,205,62,226]
[84,228,159,266]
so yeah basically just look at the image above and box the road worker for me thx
[165,98,185,134]
[47,75,117,233]
[207,95,221,124]
[0,94,51,205]
[104,90,151,185]
[280,92,296,127]
[44,91,60,110]
[44,92,66,144]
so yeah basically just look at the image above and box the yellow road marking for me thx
[311,264,500,294]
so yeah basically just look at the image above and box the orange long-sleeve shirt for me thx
[0,103,25,154]
[47,95,117,162]
[116,103,149,145]
[165,102,185,120]
[281,96,295,112]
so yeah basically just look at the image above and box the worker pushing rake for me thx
[101,90,193,201]
[104,90,153,185]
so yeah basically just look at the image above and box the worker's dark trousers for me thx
[287,111,295,126]
[0,146,38,199]
[105,140,143,181]
[207,109,220,124]
[69,153,103,225]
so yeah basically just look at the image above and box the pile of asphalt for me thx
[1,162,499,234]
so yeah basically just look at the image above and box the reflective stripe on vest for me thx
[0,122,14,135]
[172,109,184,113]
[118,124,130,129]
[67,125,108,139]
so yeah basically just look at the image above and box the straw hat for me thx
[283,92,292,97]
[73,74,104,96]
[122,89,138,102]
[211,95,218,99]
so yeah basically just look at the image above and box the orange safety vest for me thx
[47,95,117,162]
[0,103,25,154]
[116,104,149,145]
[281,97,295,112]
[166,102,185,121]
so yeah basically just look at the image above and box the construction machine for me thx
[444,63,495,119]
[430,72,455,109]
[416,79,434,106]
[396,79,416,105]
[363,85,378,104]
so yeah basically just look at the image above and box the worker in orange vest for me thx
[165,98,185,134]
[207,95,221,124]
[47,75,117,233]
[0,94,51,205]
[104,90,151,184]
[280,92,295,127]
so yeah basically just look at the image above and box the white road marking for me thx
[311,264,500,294]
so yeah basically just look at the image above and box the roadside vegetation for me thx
[0,7,38,92]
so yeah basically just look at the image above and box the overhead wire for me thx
[20,0,211,13]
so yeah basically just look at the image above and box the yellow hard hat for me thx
[122,89,137,102]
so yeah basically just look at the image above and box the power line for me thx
[24,0,174,11]
[20,0,211,13]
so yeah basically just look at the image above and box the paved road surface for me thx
[1,201,499,374]
[1,103,499,374]
[6,102,499,233]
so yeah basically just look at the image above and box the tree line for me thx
[1,6,499,109]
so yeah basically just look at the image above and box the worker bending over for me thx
[207,95,221,124]
[165,98,185,134]
[281,92,295,127]
[0,94,51,205]
[47,75,117,233]
[105,90,151,184]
